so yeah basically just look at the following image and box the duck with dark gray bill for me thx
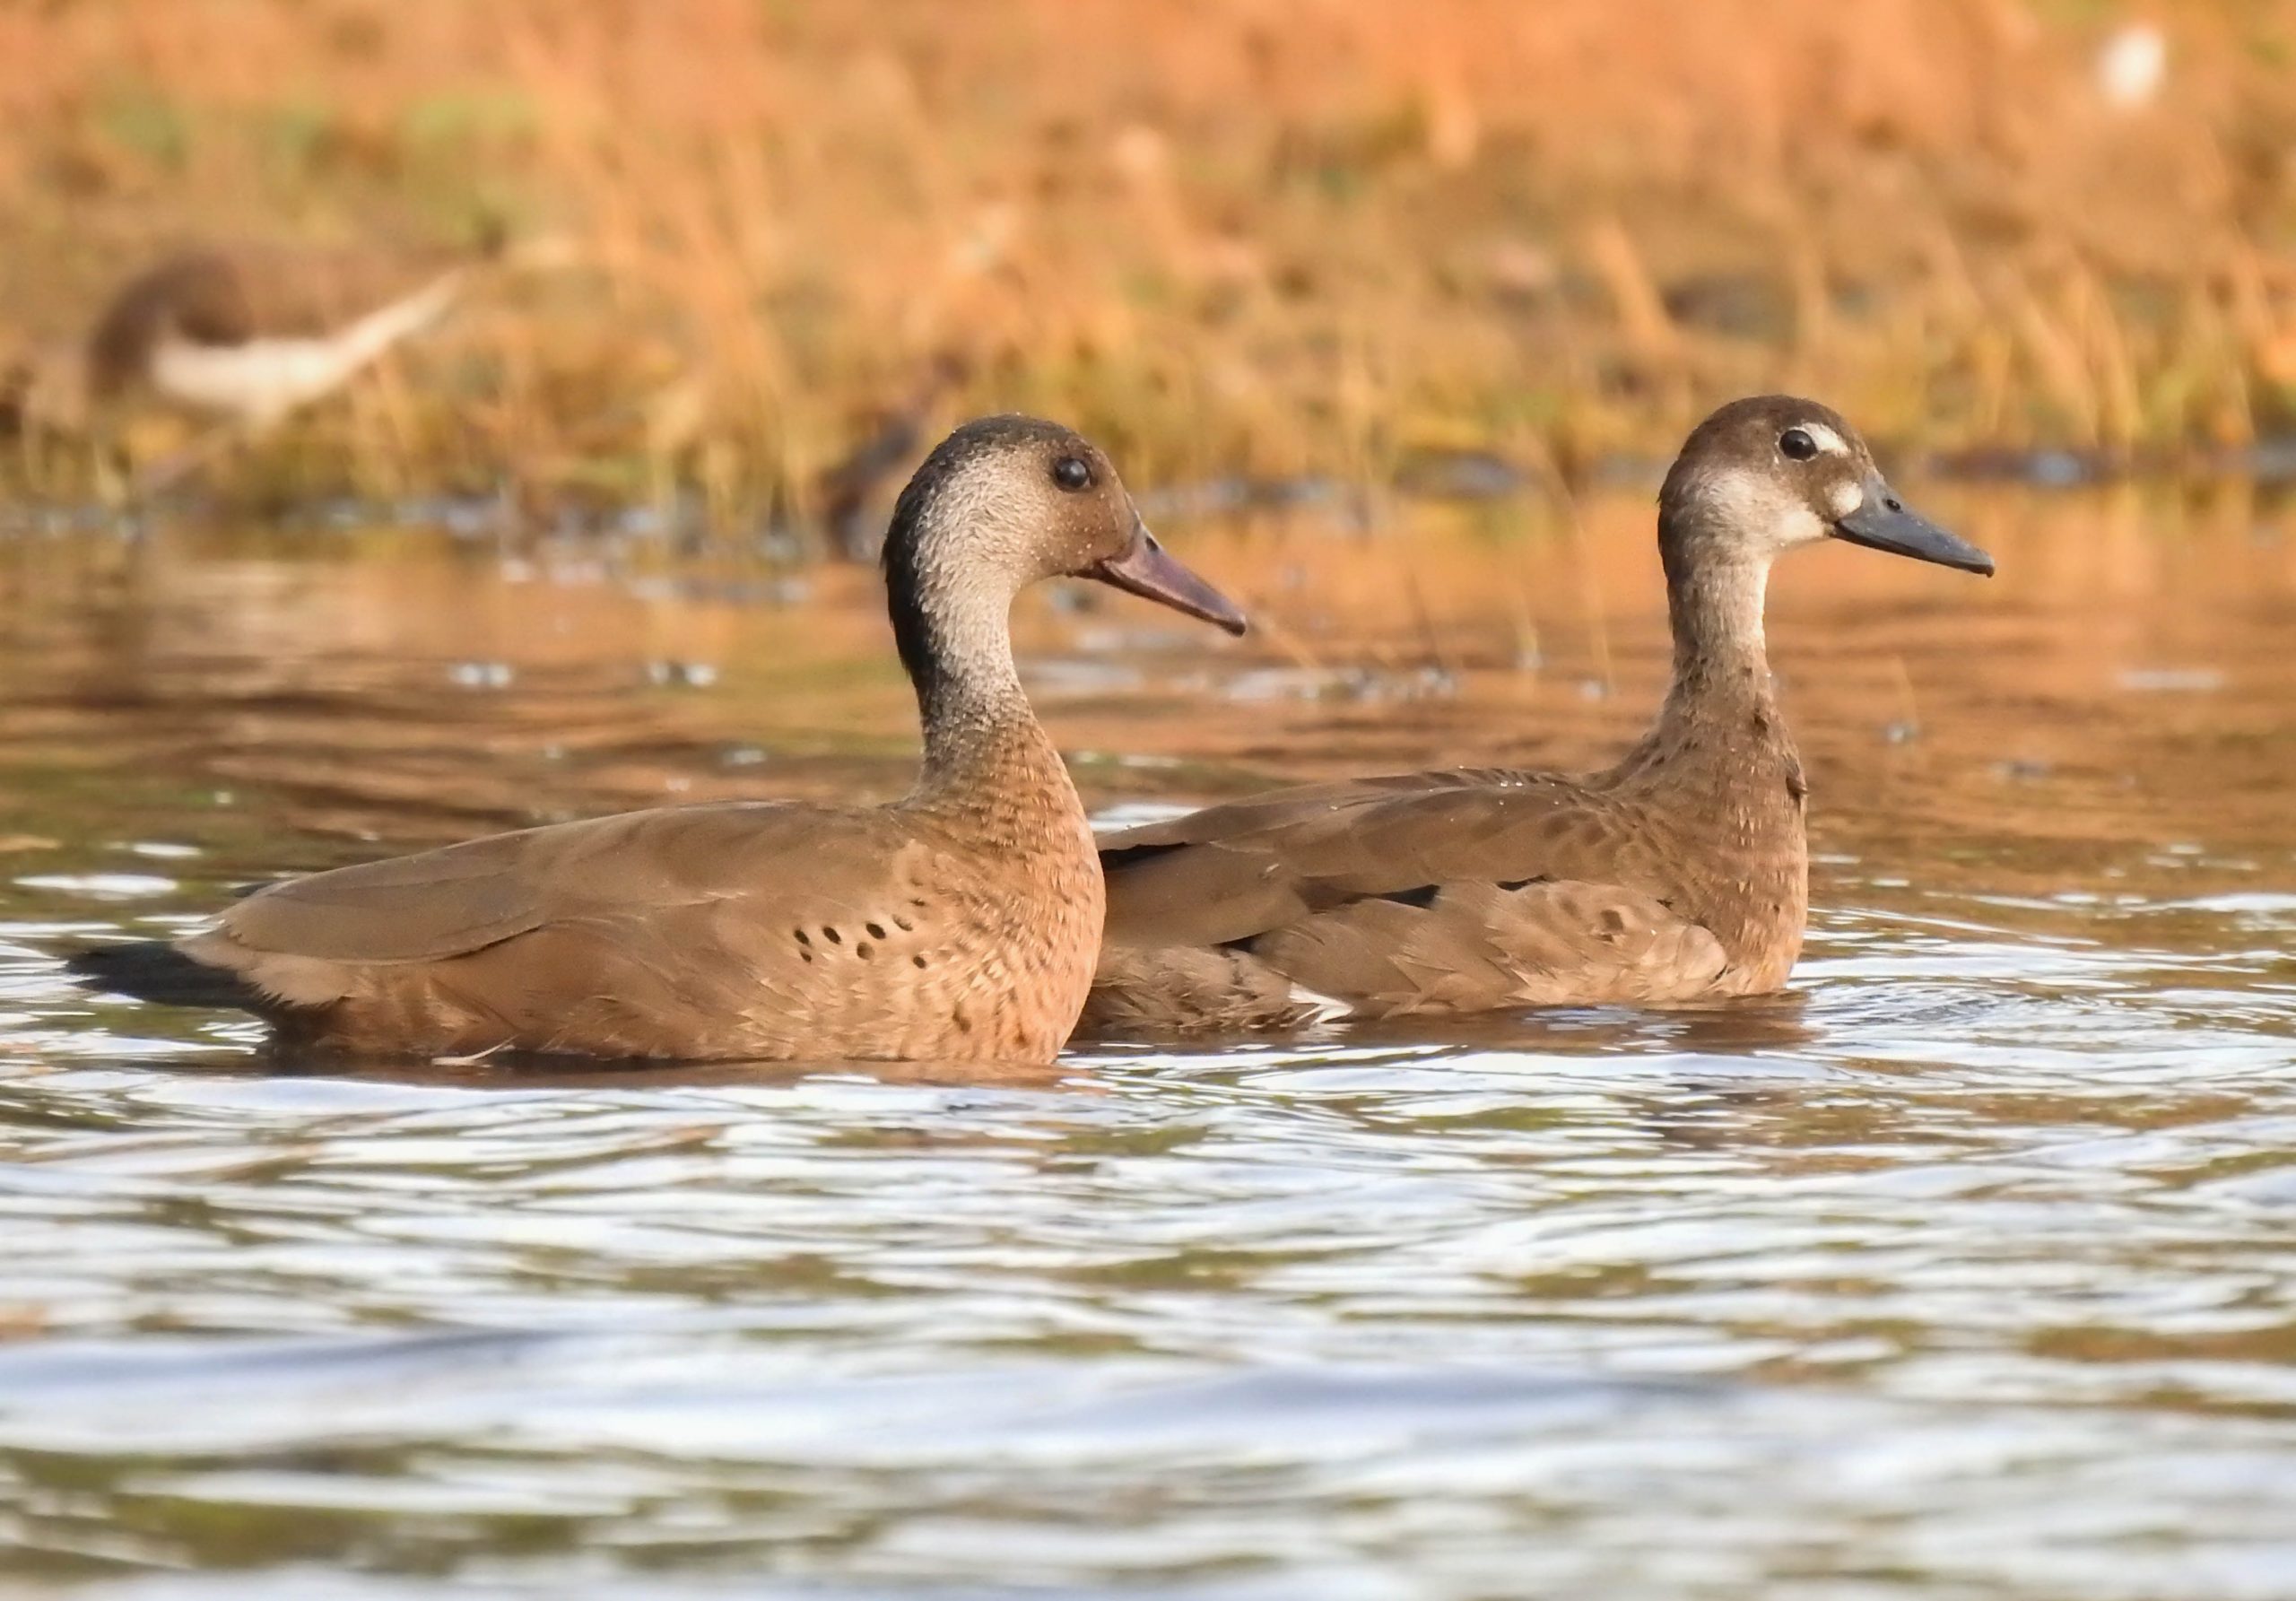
[69,417,1248,1066]
[1082,396,1993,1033]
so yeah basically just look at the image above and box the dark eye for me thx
[1779,428,1817,461]
[1052,457,1092,492]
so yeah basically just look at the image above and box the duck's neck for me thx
[1605,474,1810,985]
[1606,526,1803,804]
[896,567,1078,824]
[1655,544,1779,734]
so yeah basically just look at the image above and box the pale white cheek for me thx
[1829,482,1865,518]
[1777,506,1830,550]
[1697,467,1829,553]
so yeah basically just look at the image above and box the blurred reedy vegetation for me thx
[4,0,2295,526]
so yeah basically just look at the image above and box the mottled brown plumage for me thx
[1082,396,1995,1034]
[71,416,1247,1065]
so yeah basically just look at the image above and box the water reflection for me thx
[0,484,2292,1597]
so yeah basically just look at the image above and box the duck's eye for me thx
[1779,428,1818,461]
[1052,457,1093,492]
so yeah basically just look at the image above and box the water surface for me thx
[2,484,2292,1597]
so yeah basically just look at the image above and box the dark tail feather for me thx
[66,941,265,1012]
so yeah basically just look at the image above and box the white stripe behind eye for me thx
[1800,422,1848,456]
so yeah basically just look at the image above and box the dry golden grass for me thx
[4,0,2296,518]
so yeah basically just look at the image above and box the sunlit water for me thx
[1,483,2292,1597]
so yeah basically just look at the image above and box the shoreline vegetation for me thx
[4,1,2295,535]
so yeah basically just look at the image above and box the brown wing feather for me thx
[218,802,870,963]
[1261,878,1729,1015]
[182,801,982,1057]
[1090,769,1744,1026]
[1080,942,1315,1036]
[372,897,841,1058]
[1100,770,1668,950]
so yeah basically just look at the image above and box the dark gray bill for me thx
[1835,477,1995,576]
[1091,522,1248,635]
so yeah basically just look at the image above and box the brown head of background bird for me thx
[0,226,568,499]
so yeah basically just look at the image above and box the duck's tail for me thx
[66,941,264,1012]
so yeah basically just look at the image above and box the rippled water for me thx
[2,484,2292,1597]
